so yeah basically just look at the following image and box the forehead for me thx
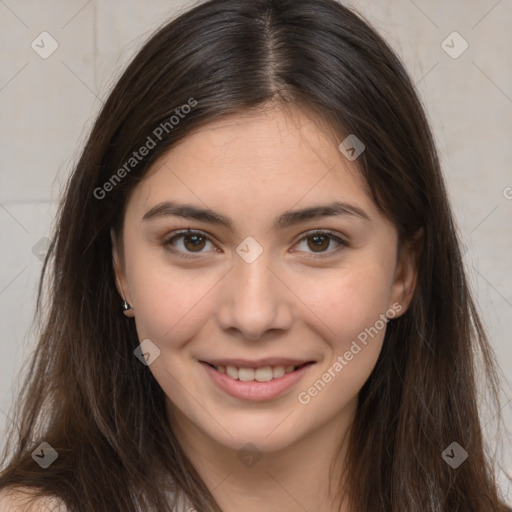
[126,105,379,223]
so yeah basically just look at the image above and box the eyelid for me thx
[163,228,219,259]
[290,228,348,258]
[165,227,214,242]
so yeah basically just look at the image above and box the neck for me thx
[168,399,356,512]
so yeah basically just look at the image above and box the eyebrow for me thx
[142,200,371,230]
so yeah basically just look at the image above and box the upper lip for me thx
[200,358,315,368]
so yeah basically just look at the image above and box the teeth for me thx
[213,363,305,381]
[238,368,255,381]
[255,366,273,382]
[226,366,238,379]
[272,366,285,379]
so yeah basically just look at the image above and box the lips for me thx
[200,359,315,401]
[202,361,312,382]
[201,357,313,369]
[200,357,315,383]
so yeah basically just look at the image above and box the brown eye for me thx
[164,229,217,257]
[307,234,330,252]
[294,230,347,257]
[183,234,206,252]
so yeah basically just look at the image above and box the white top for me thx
[135,488,195,512]
[0,487,194,512]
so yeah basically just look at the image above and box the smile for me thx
[199,359,316,401]
[204,362,312,382]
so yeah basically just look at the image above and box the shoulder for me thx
[0,487,67,512]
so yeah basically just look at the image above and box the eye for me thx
[292,229,348,257]
[163,228,348,260]
[163,229,218,258]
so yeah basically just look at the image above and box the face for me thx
[113,105,417,455]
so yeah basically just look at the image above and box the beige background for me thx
[0,0,511,501]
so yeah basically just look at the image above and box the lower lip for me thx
[201,362,314,401]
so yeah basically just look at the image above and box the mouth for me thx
[201,361,315,382]
[199,358,316,401]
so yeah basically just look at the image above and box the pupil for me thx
[309,235,328,252]
[185,235,205,251]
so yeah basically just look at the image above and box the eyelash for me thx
[162,228,348,260]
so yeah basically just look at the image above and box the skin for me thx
[113,104,418,512]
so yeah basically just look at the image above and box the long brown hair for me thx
[1,0,509,510]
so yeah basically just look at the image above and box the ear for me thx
[111,228,135,318]
[389,229,422,317]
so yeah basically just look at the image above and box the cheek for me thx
[295,269,391,409]
[126,250,221,344]
[298,263,394,350]
[293,259,396,410]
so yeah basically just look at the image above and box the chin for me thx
[200,408,309,453]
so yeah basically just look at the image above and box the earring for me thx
[121,300,133,316]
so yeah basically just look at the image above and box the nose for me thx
[216,250,294,341]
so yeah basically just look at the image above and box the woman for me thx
[0,0,510,510]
